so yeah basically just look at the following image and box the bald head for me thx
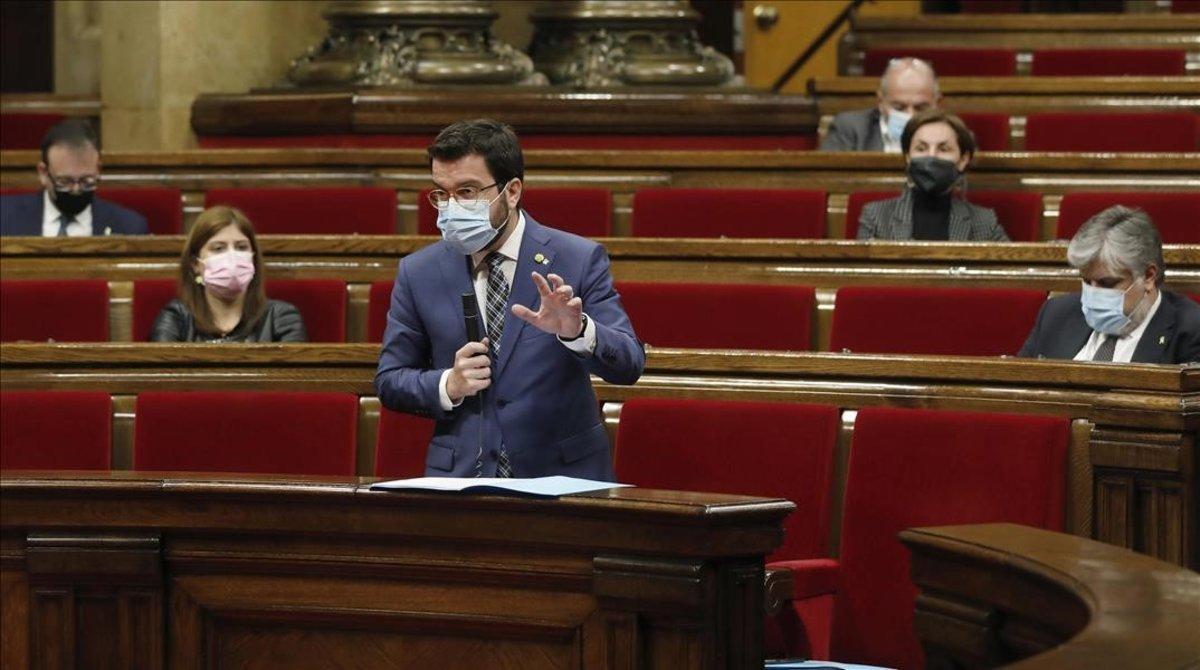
[877,58,941,119]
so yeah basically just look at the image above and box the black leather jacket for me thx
[149,299,307,343]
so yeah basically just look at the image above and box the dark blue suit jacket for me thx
[1018,290,1200,364]
[0,192,148,236]
[375,215,644,480]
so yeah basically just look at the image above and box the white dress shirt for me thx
[438,211,597,410]
[878,115,902,154]
[1073,290,1162,363]
[41,190,93,237]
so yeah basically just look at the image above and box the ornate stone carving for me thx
[529,1,736,89]
[287,1,546,87]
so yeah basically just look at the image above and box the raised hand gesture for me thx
[512,272,584,339]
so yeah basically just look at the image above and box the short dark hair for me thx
[40,118,101,165]
[427,119,524,185]
[900,109,977,158]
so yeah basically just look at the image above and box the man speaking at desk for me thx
[376,119,644,480]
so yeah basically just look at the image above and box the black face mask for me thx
[907,156,961,195]
[51,189,94,219]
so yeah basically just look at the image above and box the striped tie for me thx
[57,215,73,237]
[484,252,513,478]
[1092,334,1117,362]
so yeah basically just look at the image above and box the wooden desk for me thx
[902,523,1200,669]
[2,343,1196,570]
[0,471,791,669]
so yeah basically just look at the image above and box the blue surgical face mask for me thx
[1080,278,1148,336]
[886,108,912,143]
[436,182,510,256]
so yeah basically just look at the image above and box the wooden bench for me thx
[2,343,1195,571]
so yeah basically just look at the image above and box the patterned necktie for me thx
[1092,334,1117,362]
[57,215,73,237]
[484,252,513,478]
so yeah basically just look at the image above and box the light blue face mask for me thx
[436,182,510,256]
[1080,278,1147,336]
[885,109,912,143]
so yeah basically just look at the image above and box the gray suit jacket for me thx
[857,189,1009,241]
[821,108,884,152]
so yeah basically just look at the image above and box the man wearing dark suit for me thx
[0,119,147,236]
[820,57,941,153]
[1019,206,1200,364]
[376,119,644,480]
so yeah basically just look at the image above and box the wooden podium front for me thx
[0,472,793,669]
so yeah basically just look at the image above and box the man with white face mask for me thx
[820,58,942,153]
[1019,206,1200,363]
[376,119,644,480]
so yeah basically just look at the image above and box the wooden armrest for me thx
[764,567,795,616]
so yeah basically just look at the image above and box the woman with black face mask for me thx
[856,110,1009,242]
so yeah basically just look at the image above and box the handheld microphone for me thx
[462,292,482,343]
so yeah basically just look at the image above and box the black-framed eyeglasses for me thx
[427,181,503,212]
[48,173,100,192]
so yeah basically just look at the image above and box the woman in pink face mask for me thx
[149,206,307,342]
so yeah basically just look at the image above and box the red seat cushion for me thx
[845,191,1042,241]
[830,286,1046,356]
[368,281,394,343]
[374,407,435,478]
[132,280,178,342]
[630,188,827,238]
[614,399,840,562]
[0,280,108,342]
[863,48,1016,77]
[134,391,358,475]
[417,188,613,237]
[0,113,66,150]
[204,187,397,235]
[1175,0,1200,11]
[958,113,1011,152]
[1024,113,1199,152]
[1,391,111,470]
[1056,192,1200,243]
[831,407,1067,669]
[100,188,183,235]
[616,282,815,350]
[1032,49,1187,76]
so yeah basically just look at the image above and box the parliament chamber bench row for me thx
[4,182,1200,242]
[6,276,1199,353]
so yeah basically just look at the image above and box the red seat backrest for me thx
[845,190,1042,241]
[132,279,346,342]
[417,188,613,238]
[957,112,1011,151]
[616,282,815,350]
[1031,49,1187,76]
[1056,192,1200,243]
[830,286,1046,356]
[862,48,1017,76]
[0,280,109,342]
[1175,0,1200,12]
[1,391,112,470]
[831,407,1067,669]
[134,391,358,475]
[0,113,66,150]
[1025,113,1199,152]
[630,188,827,239]
[204,187,397,235]
[614,399,840,562]
[100,188,183,235]
[374,407,436,478]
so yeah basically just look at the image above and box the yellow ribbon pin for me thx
[534,253,548,265]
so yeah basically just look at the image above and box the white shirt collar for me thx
[878,114,902,154]
[41,189,94,237]
[1120,288,1163,345]
[471,210,525,271]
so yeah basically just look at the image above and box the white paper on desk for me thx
[766,661,896,670]
[369,475,631,498]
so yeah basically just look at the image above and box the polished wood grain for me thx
[0,472,792,670]
[0,94,101,117]
[901,523,1200,669]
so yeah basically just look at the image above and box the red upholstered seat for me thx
[1,391,112,470]
[0,113,66,150]
[132,279,346,342]
[417,188,613,237]
[1176,0,1200,11]
[830,286,1046,356]
[776,407,1067,668]
[1024,113,1199,152]
[100,188,183,235]
[844,190,1042,241]
[203,187,397,235]
[374,407,436,478]
[134,391,358,475]
[616,282,815,350]
[1056,192,1200,243]
[368,281,394,343]
[0,280,108,342]
[630,188,827,238]
[862,48,1016,76]
[957,112,1011,151]
[1032,49,1187,76]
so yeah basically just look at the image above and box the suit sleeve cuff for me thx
[438,369,463,411]
[558,312,597,355]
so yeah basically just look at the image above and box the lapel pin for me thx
[534,253,549,266]
[1159,335,1167,346]
[104,226,112,236]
